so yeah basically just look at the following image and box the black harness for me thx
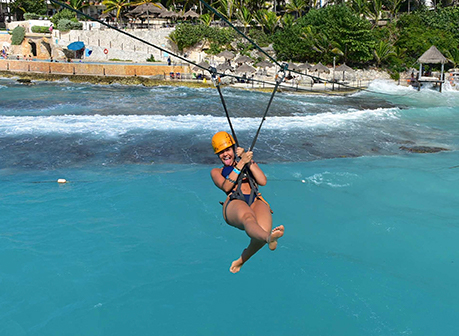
[228,166,259,205]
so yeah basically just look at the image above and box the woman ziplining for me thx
[210,131,284,273]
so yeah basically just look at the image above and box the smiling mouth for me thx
[222,154,233,166]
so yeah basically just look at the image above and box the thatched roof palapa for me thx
[335,63,353,72]
[236,64,256,73]
[235,55,253,63]
[193,60,211,72]
[287,62,297,70]
[311,62,330,73]
[183,9,199,18]
[217,50,235,60]
[129,3,165,15]
[298,62,311,71]
[417,46,448,64]
[217,63,232,72]
[256,60,274,68]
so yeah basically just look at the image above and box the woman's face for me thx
[218,146,234,166]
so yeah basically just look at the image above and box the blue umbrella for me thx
[67,41,85,51]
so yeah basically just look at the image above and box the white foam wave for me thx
[367,79,416,94]
[306,171,359,188]
[0,108,399,137]
[0,85,7,89]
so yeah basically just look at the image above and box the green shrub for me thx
[24,13,41,20]
[31,25,50,33]
[11,26,26,45]
[146,54,156,62]
[51,9,76,26]
[172,23,236,52]
[57,19,82,32]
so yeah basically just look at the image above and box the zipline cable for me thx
[250,67,286,151]
[198,0,403,96]
[50,0,403,99]
[210,67,239,146]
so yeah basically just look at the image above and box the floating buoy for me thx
[301,180,306,183]
[57,179,67,183]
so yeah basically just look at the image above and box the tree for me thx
[445,48,459,68]
[66,0,89,11]
[373,40,395,65]
[302,25,344,63]
[254,9,280,34]
[9,0,47,20]
[101,0,133,21]
[285,0,307,18]
[217,0,236,22]
[235,7,253,33]
[200,13,214,26]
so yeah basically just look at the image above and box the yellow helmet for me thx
[211,131,235,154]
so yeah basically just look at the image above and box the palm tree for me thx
[349,0,368,17]
[373,41,395,65]
[445,48,459,68]
[302,25,344,61]
[67,0,89,11]
[217,0,236,22]
[285,0,307,18]
[253,9,279,34]
[200,12,214,26]
[102,0,133,21]
[367,0,383,25]
[235,6,253,33]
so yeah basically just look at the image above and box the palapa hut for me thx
[417,45,449,91]
[418,46,448,80]
[335,63,353,81]
[311,62,330,74]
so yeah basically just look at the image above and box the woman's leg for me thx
[224,199,270,242]
[229,199,284,273]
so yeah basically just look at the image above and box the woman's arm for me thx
[248,160,267,186]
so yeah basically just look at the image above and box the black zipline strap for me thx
[210,67,239,146]
[249,65,287,151]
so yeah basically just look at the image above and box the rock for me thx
[399,146,449,153]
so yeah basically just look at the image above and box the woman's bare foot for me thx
[230,257,244,273]
[268,225,284,251]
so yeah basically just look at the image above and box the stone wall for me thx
[52,28,178,63]
[0,59,190,77]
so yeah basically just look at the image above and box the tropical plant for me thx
[254,9,280,34]
[9,0,47,20]
[445,48,459,68]
[285,0,307,18]
[373,40,395,65]
[302,25,344,63]
[367,0,383,24]
[51,9,77,26]
[235,7,253,33]
[66,0,89,11]
[102,0,133,20]
[11,26,26,45]
[31,25,51,33]
[24,13,41,20]
[57,19,83,31]
[217,0,236,22]
[200,13,214,26]
[349,0,368,16]
[280,14,295,29]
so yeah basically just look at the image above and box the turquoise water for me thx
[1,77,459,335]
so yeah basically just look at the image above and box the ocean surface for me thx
[1,77,459,335]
